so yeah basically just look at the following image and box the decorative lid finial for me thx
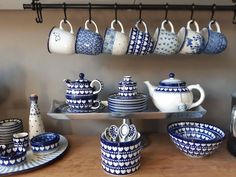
[30,94,38,101]
[169,73,175,79]
[79,73,85,80]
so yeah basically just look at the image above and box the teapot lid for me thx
[159,73,186,87]
[76,73,90,84]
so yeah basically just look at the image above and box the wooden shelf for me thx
[47,100,206,120]
[13,134,236,177]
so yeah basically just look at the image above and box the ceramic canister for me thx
[75,20,103,55]
[153,20,180,55]
[103,20,129,55]
[127,20,154,55]
[47,20,76,55]
[178,20,204,54]
[201,20,227,54]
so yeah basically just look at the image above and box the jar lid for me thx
[118,76,137,87]
[159,73,186,87]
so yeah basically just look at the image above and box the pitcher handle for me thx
[187,84,205,109]
[91,100,101,110]
[90,79,103,95]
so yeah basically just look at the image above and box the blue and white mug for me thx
[127,20,154,55]
[201,20,227,54]
[103,20,129,55]
[178,20,204,54]
[153,20,180,55]
[75,20,103,55]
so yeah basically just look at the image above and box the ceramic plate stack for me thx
[0,119,23,146]
[108,76,148,113]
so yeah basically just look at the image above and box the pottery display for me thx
[13,132,29,149]
[153,19,180,55]
[75,20,103,55]
[127,20,154,55]
[64,73,103,113]
[29,94,45,140]
[103,20,129,55]
[0,147,26,166]
[201,20,227,54]
[167,121,225,158]
[144,73,205,112]
[47,19,76,55]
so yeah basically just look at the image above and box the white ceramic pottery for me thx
[178,20,204,54]
[153,20,180,55]
[144,73,205,112]
[103,20,129,55]
[47,20,75,55]
[29,94,45,140]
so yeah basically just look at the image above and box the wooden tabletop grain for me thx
[12,134,236,177]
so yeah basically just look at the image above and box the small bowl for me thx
[13,132,29,148]
[167,121,225,158]
[0,147,26,166]
[30,132,60,155]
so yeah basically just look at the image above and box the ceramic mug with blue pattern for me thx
[201,20,227,54]
[75,20,103,55]
[153,20,180,55]
[103,20,128,55]
[178,20,204,54]
[127,20,154,55]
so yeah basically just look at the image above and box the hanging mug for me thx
[75,20,103,55]
[127,20,154,55]
[153,20,180,55]
[103,20,129,55]
[47,20,76,55]
[178,20,204,54]
[201,20,227,54]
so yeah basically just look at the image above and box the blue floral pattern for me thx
[186,34,203,54]
[103,28,115,54]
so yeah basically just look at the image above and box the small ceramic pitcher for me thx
[178,20,204,54]
[153,20,180,55]
[201,20,227,54]
[103,20,129,55]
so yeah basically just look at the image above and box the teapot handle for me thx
[90,79,103,95]
[91,100,101,110]
[187,84,205,109]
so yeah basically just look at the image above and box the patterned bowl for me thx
[0,147,26,166]
[167,121,225,158]
[100,133,141,175]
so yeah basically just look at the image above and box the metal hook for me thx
[139,3,142,23]
[165,3,169,21]
[88,3,92,23]
[233,5,236,24]
[35,2,43,23]
[210,4,216,23]
[190,3,195,23]
[114,3,118,24]
[63,2,67,23]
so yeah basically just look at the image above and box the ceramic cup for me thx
[153,20,180,55]
[201,20,227,54]
[75,20,103,55]
[13,132,29,149]
[178,20,204,54]
[103,20,129,55]
[127,20,154,55]
[47,20,76,55]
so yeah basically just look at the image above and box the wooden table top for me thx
[13,134,236,177]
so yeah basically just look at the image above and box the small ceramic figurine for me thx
[29,94,45,140]
[144,73,205,112]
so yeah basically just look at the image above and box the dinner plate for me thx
[0,119,22,129]
[55,103,105,113]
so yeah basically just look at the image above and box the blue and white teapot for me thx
[64,73,103,111]
[144,73,205,112]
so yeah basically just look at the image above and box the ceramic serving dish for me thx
[167,121,225,158]
[0,147,26,166]
[30,132,60,155]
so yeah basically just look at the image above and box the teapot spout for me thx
[144,81,155,98]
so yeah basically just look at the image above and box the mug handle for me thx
[85,20,99,34]
[161,19,175,33]
[111,20,125,33]
[187,84,205,109]
[135,20,148,33]
[208,20,221,33]
[90,79,103,95]
[187,20,200,33]
[91,100,101,110]
[59,20,74,34]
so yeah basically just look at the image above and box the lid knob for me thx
[169,73,175,79]
[30,94,38,102]
[79,73,85,80]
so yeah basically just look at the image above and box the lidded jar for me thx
[118,76,137,98]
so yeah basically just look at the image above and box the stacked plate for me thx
[0,119,23,145]
[108,93,148,113]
